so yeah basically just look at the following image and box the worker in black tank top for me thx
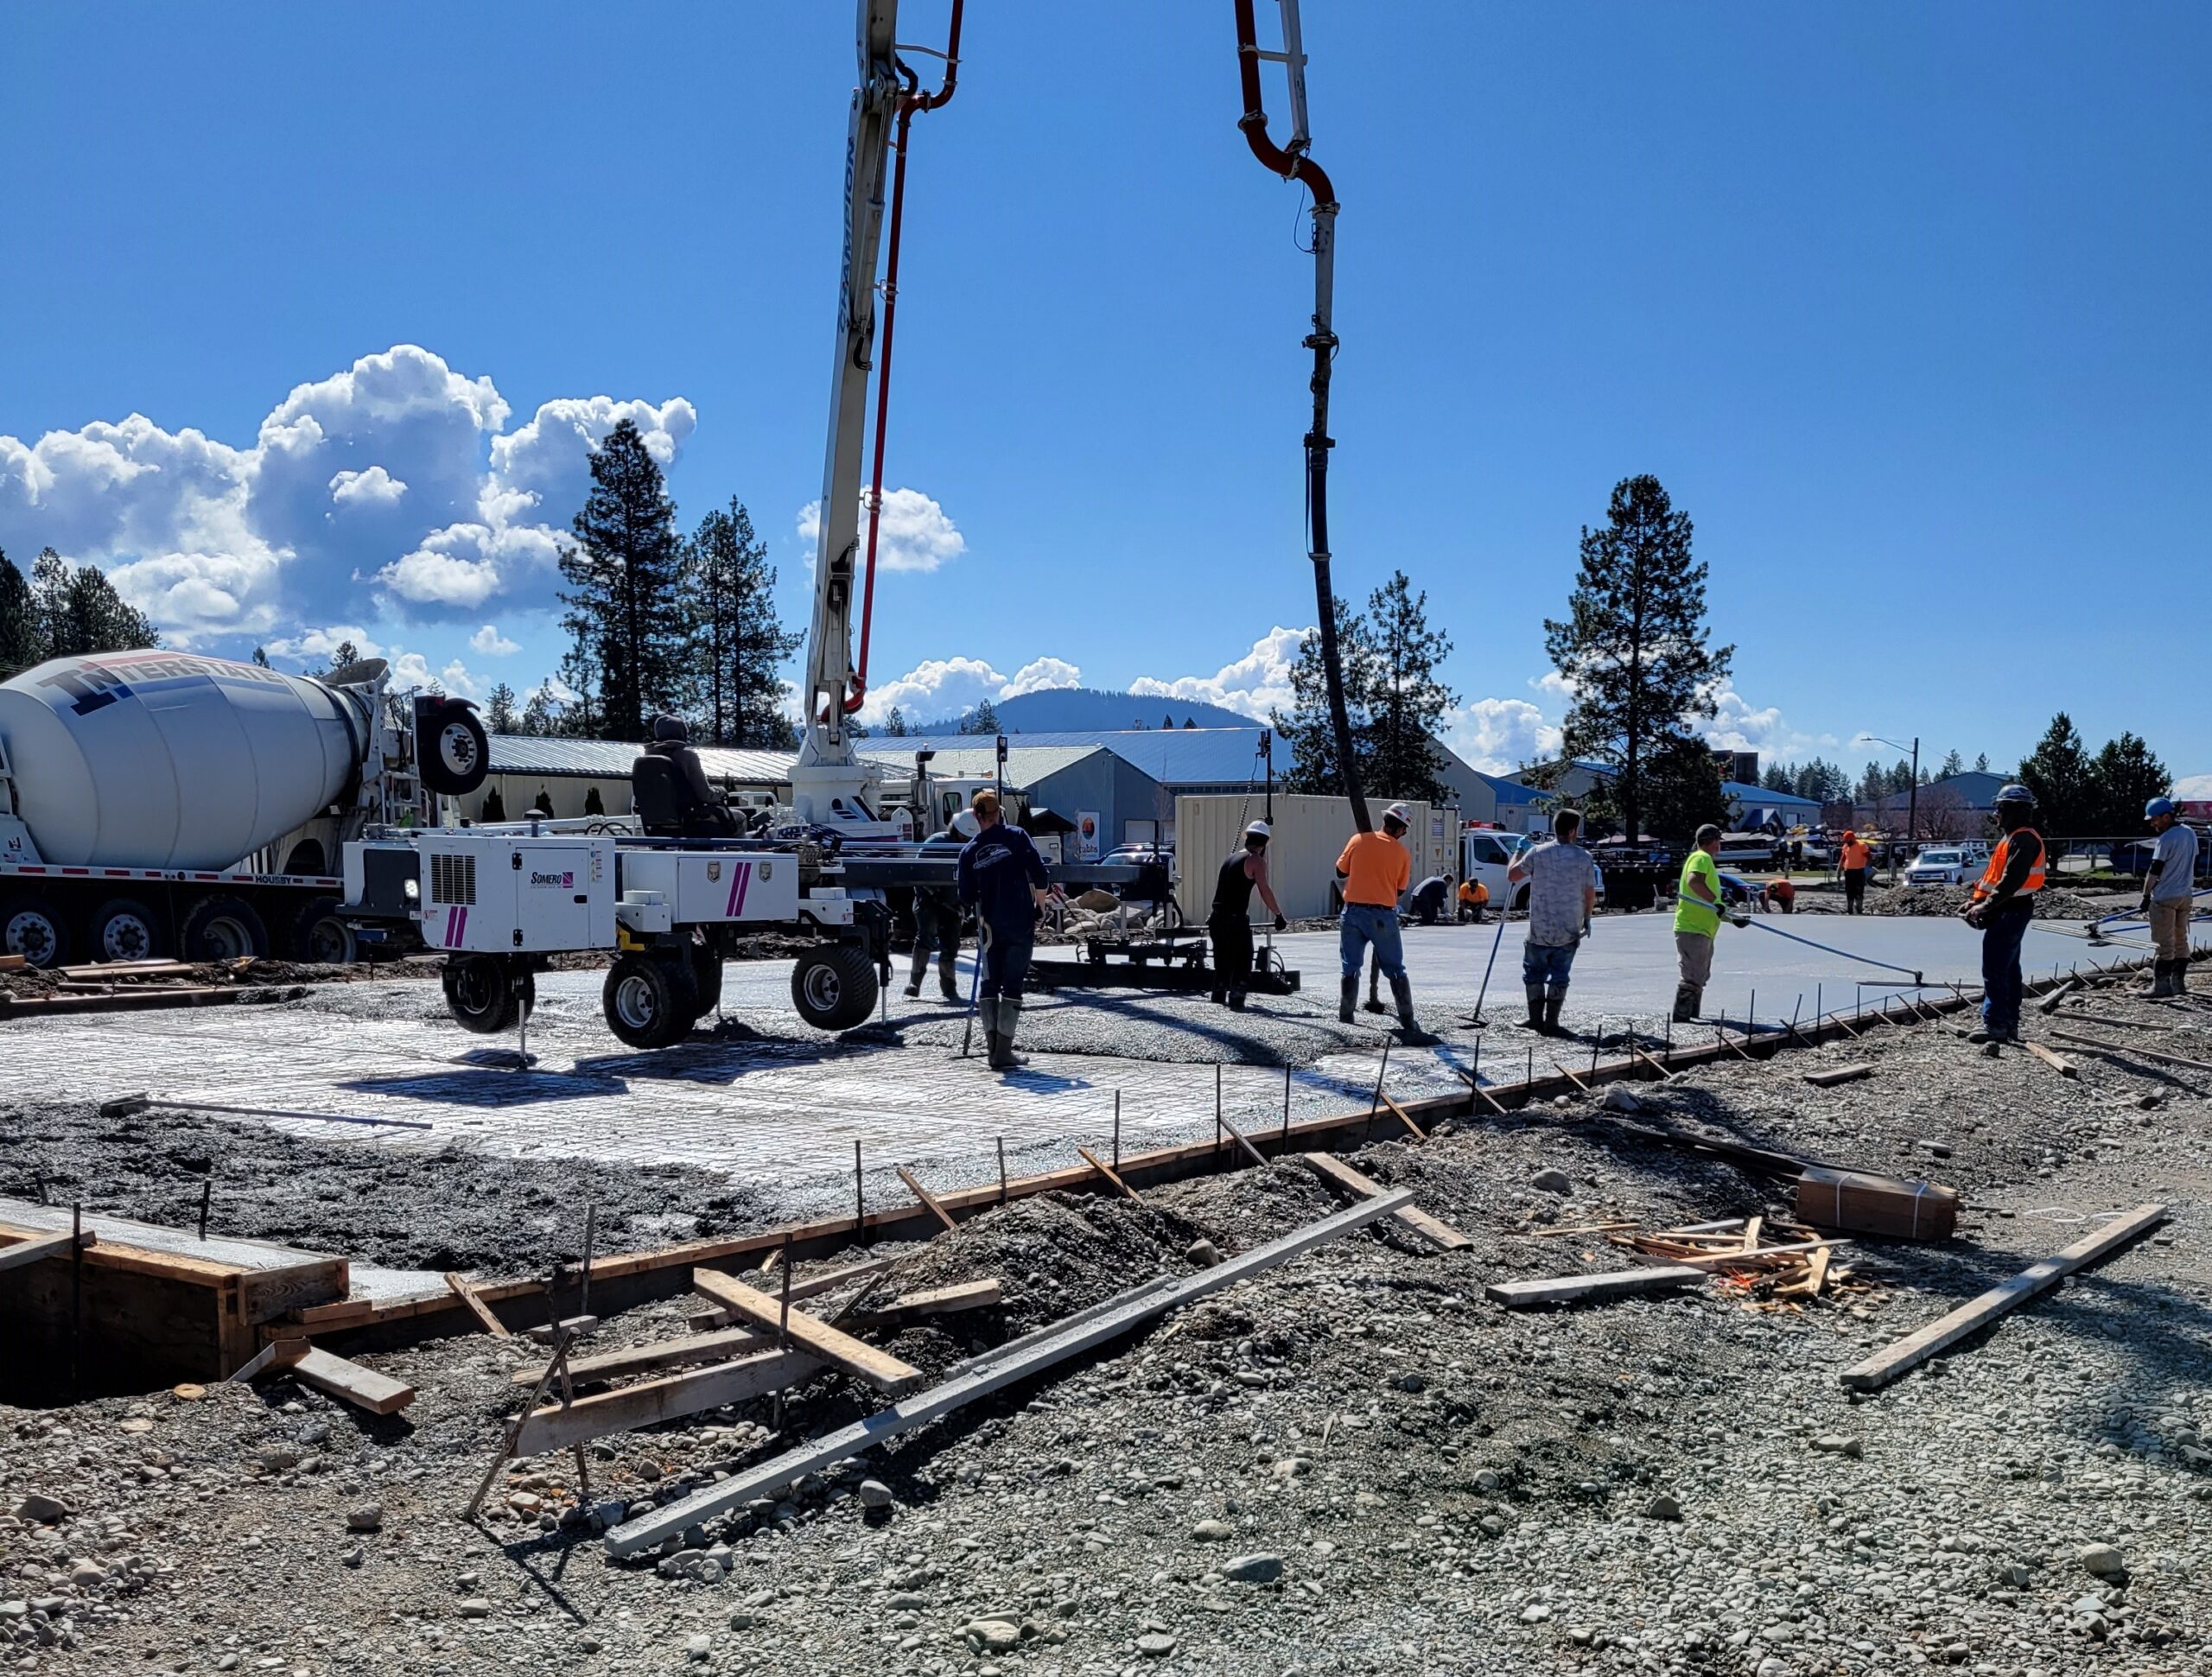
[1208,820,1287,1011]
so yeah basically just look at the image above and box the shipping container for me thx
[1173,793,1458,923]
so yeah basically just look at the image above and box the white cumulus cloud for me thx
[469,623,520,657]
[1000,657,1081,699]
[0,343,692,645]
[328,466,407,508]
[798,487,966,575]
[858,656,1006,725]
[1696,681,1840,764]
[1129,626,1307,721]
[1444,697,1563,776]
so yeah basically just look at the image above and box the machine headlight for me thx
[404,878,420,901]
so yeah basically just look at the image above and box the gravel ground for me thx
[6,967,2211,1674]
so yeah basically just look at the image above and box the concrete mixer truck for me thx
[0,648,488,967]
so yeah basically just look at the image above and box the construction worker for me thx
[955,789,1052,1070]
[1456,877,1490,924]
[905,810,977,1002]
[1509,807,1596,1036]
[1336,802,1423,1037]
[1674,823,1748,1021]
[1408,872,1452,926]
[1839,829,1872,914]
[1763,874,1796,914]
[1961,784,2044,1044]
[2141,796,2200,996]
[1208,820,1287,1011]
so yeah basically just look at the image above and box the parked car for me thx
[1904,847,1969,887]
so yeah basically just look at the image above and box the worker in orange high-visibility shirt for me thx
[1838,829,1873,914]
[1336,802,1426,1039]
[1961,784,2045,1045]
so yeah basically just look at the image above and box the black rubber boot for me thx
[1672,983,1700,1023]
[1338,977,1357,1025]
[1390,975,1434,1045]
[2143,961,2172,998]
[1525,985,1546,1032]
[904,960,925,999]
[991,997,1030,1069]
[1227,991,1248,1012]
[2177,959,2192,995]
[1542,994,1566,1037]
[939,967,962,1003]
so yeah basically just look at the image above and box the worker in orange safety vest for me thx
[1961,784,2046,1045]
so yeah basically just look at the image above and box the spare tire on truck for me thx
[415,696,490,797]
[180,894,269,962]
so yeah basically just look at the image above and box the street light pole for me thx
[1858,732,1919,883]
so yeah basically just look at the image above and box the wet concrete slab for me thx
[3,910,2186,1217]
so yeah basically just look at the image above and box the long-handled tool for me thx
[958,920,988,1059]
[1461,912,1509,1027]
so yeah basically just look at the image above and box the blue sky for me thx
[3,2,2205,776]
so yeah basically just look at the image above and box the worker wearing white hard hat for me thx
[1208,819,1287,1011]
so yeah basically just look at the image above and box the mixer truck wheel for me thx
[90,898,167,964]
[602,952,699,1050]
[442,954,534,1033]
[0,896,69,969]
[289,896,357,964]
[179,895,269,962]
[790,944,877,1032]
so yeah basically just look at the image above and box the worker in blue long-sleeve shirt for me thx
[955,789,1052,1070]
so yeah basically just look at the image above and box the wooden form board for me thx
[287,1346,415,1414]
[2023,1042,2077,1078]
[1840,1204,2168,1392]
[513,1347,821,1457]
[0,1229,93,1274]
[690,1271,924,1395]
[2049,1031,2212,1074]
[1300,1153,1471,1251]
[1804,1063,1874,1087]
[1487,1265,1706,1308]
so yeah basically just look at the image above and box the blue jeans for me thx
[1340,904,1405,981]
[1522,939,1579,998]
[979,925,1033,1000]
[1980,906,2030,1034]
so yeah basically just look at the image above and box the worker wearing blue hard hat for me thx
[1961,784,2044,1044]
[2142,795,2199,996]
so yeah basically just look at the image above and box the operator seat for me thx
[632,715,741,840]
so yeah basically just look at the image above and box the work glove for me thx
[1273,913,1287,932]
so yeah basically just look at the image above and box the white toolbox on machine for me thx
[416,834,617,953]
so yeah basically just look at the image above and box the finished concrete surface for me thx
[5,909,2192,1216]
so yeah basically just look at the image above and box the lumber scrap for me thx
[895,1166,957,1234]
[1840,1204,2168,1393]
[1777,1245,1833,1299]
[1526,1222,1637,1239]
[512,1348,821,1457]
[1804,1063,1874,1088]
[1300,1153,1471,1252]
[1485,1266,1706,1310]
[1663,1236,1846,1269]
[286,1346,415,1414]
[686,1255,894,1330]
[605,1189,1414,1557]
[2036,975,2082,1014]
[1217,1112,1270,1169]
[226,1337,308,1383]
[2023,1042,2077,1079]
[443,1273,511,1337]
[843,1279,1003,1331]
[1074,1146,1142,1203]
[2060,1007,2177,1032]
[2048,1030,2212,1074]
[0,1228,94,1274]
[690,1271,923,1396]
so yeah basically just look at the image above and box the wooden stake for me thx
[897,1166,958,1234]
[1075,1145,1141,1203]
[443,1272,512,1337]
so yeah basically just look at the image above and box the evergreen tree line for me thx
[1273,569,1462,804]
[0,544,162,679]
[2015,714,2171,836]
[528,417,799,747]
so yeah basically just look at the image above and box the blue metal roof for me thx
[1723,780,1821,807]
[887,727,1275,786]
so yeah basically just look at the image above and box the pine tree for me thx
[2017,714,2095,834]
[323,640,361,680]
[965,698,1002,737]
[885,707,908,737]
[1542,476,1733,845]
[1974,752,1989,773]
[556,645,601,738]
[1939,749,1963,778]
[1363,570,1459,801]
[1760,763,1791,794]
[33,549,159,657]
[557,418,688,742]
[0,546,41,676]
[485,682,518,734]
[1642,735,1729,842]
[681,498,801,748]
[519,685,558,736]
[251,646,272,669]
[1274,594,1376,795]
[2086,731,2168,834]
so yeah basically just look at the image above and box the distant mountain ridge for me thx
[917,686,1258,734]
